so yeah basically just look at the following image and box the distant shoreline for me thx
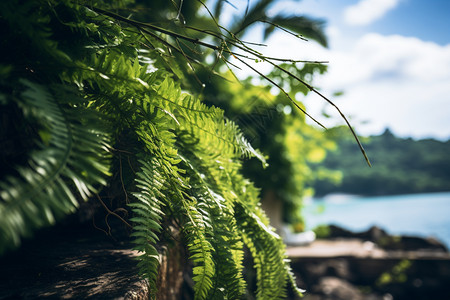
[287,224,450,300]
[304,192,450,248]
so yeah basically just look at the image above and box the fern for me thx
[0,80,110,253]
[0,1,328,299]
[128,158,165,297]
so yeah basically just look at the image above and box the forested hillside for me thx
[312,128,450,196]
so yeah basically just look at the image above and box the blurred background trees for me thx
[312,128,450,196]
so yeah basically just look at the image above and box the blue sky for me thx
[209,0,450,140]
[282,0,450,46]
[366,1,450,45]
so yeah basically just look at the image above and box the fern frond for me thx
[150,77,267,165]
[206,192,246,299]
[129,158,165,296]
[235,202,303,299]
[181,194,216,300]
[180,154,247,299]
[0,80,110,254]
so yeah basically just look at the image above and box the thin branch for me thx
[89,4,370,166]
[259,19,308,42]
[176,0,184,21]
[96,193,133,230]
[92,215,109,236]
[261,59,372,167]
[119,154,129,204]
[96,6,324,65]
[228,38,371,166]
[175,38,204,86]
[234,55,326,129]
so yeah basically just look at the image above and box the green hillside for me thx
[312,128,450,196]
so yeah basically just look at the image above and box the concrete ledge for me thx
[287,238,450,300]
[287,238,450,260]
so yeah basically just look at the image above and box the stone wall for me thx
[287,226,450,300]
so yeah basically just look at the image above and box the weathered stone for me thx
[327,225,448,252]
[312,276,365,300]
[0,224,185,299]
[288,225,450,300]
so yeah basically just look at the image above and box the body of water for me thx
[304,192,450,248]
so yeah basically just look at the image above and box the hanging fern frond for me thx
[0,80,110,254]
[235,202,295,299]
[179,154,247,299]
[151,77,267,166]
[128,158,165,297]
[181,196,216,299]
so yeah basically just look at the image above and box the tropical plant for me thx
[0,0,366,299]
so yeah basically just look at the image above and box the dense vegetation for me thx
[312,128,450,196]
[0,0,368,298]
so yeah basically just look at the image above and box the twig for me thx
[88,4,371,166]
[92,215,109,236]
[235,56,326,129]
[96,194,133,232]
[175,38,204,86]
[258,19,308,41]
[119,154,130,204]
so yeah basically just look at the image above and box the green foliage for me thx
[312,224,331,239]
[0,0,337,298]
[129,158,165,288]
[0,79,110,252]
[376,260,411,287]
[312,128,450,196]
[202,65,337,225]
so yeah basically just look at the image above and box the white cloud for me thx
[252,31,450,140]
[325,26,341,41]
[344,0,400,26]
[305,34,450,140]
[321,34,450,87]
